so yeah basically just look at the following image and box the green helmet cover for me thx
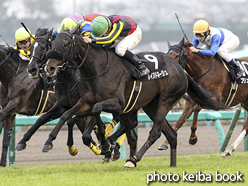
[91,16,112,38]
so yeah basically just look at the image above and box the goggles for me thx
[195,32,207,37]
[18,39,30,45]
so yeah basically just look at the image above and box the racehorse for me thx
[160,38,248,157]
[17,28,137,161]
[43,25,228,168]
[0,45,56,166]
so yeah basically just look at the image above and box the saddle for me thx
[218,56,245,84]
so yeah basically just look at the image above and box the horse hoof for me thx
[124,161,135,168]
[158,144,168,150]
[222,151,231,157]
[102,154,111,164]
[42,144,53,153]
[68,145,78,156]
[189,137,197,145]
[101,141,111,155]
[111,152,120,161]
[15,143,27,151]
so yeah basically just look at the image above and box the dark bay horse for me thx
[17,28,137,161]
[0,45,56,166]
[161,38,248,157]
[43,26,228,168]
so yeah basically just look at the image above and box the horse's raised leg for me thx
[0,115,15,167]
[158,100,194,150]
[91,99,123,156]
[16,102,67,151]
[42,100,91,152]
[82,116,102,155]
[189,106,201,145]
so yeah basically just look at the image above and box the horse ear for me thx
[70,24,80,35]
[179,37,185,47]
[167,41,171,48]
[61,24,65,32]
[48,28,53,35]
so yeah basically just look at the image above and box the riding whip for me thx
[21,22,35,39]
[175,13,188,40]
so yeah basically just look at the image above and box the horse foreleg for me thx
[92,99,123,156]
[189,104,201,145]
[158,100,194,150]
[16,102,67,151]
[43,100,91,152]
[82,117,101,155]
[0,115,15,167]
[222,129,247,157]
[67,117,79,156]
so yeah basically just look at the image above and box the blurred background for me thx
[1,0,248,56]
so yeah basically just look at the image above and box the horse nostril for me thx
[31,68,37,74]
[49,66,55,73]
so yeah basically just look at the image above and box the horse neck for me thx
[0,53,23,84]
[184,49,208,78]
[56,65,78,86]
[75,39,106,78]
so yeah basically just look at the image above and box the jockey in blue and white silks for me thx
[190,19,244,79]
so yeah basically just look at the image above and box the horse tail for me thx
[186,73,228,110]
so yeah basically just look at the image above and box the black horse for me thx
[43,25,228,168]
[0,45,56,166]
[17,28,138,160]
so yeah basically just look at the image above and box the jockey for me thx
[189,19,244,79]
[83,15,150,79]
[70,13,106,22]
[14,27,34,60]
[52,17,91,38]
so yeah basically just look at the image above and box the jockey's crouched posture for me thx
[83,15,150,79]
[189,19,244,79]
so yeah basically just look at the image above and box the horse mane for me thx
[184,40,211,60]
[184,40,193,48]
[35,28,49,36]
[0,45,9,53]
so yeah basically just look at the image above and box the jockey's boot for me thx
[228,58,244,79]
[123,50,150,78]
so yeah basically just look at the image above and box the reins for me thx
[169,44,212,81]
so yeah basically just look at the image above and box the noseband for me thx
[30,36,52,72]
[167,45,188,69]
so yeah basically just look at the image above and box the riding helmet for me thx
[91,16,112,38]
[193,19,209,33]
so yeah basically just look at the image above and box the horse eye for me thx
[175,55,179,59]
[64,43,68,47]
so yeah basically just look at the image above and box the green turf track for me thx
[0,152,247,186]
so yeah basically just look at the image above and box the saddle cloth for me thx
[122,52,169,81]
[221,57,248,84]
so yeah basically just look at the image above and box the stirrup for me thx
[236,71,244,79]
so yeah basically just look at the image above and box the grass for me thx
[0,152,247,186]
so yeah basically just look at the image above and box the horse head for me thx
[45,24,80,77]
[27,27,53,79]
[167,37,187,69]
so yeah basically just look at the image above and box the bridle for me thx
[30,36,52,72]
[167,44,212,81]
[46,29,109,80]
[167,45,188,69]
